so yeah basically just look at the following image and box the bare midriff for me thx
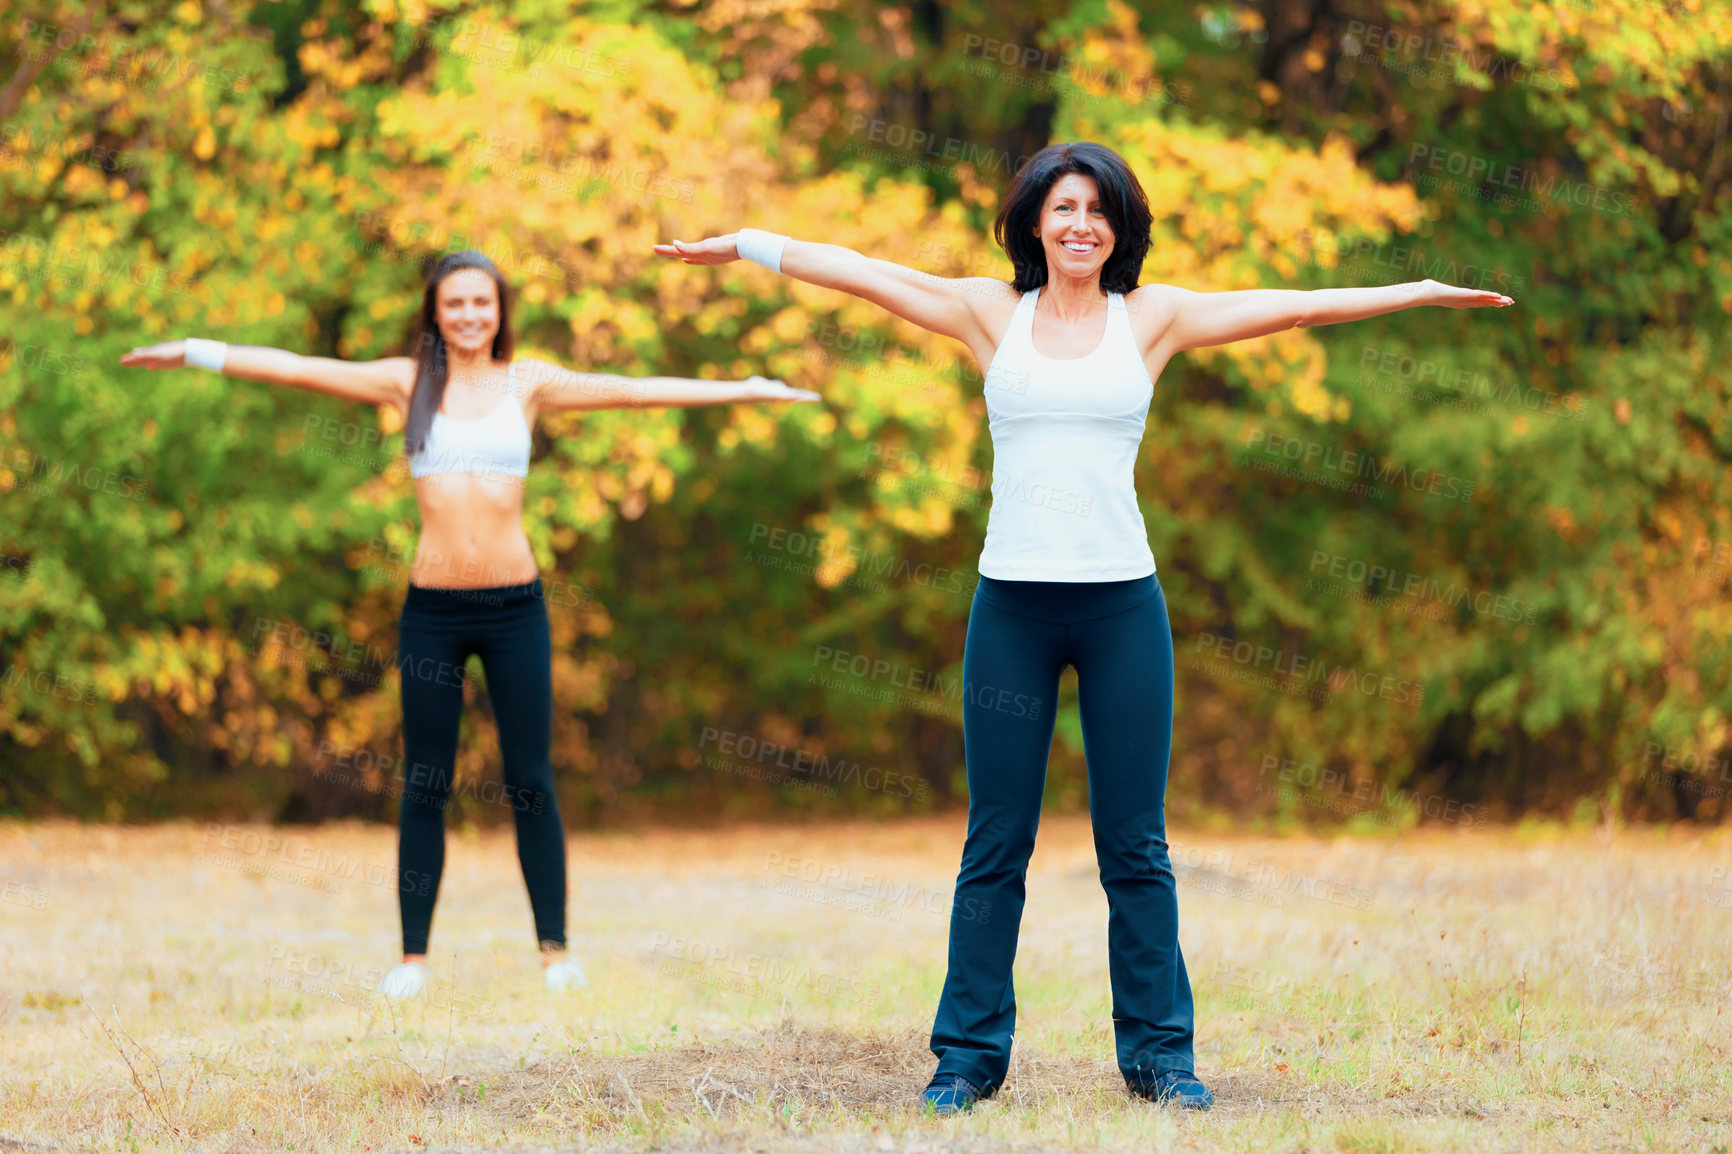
[409,471,538,589]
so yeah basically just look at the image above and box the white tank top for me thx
[407,362,532,480]
[977,287,1156,581]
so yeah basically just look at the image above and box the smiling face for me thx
[434,267,500,356]
[1033,172,1115,284]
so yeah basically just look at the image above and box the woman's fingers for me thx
[651,236,736,264]
[747,376,821,402]
[1440,286,1514,309]
[119,344,170,367]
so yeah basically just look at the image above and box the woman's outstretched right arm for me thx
[652,234,1016,366]
[119,341,411,410]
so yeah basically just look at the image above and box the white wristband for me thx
[184,338,228,373]
[735,228,787,274]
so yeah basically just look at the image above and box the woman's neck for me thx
[445,345,501,389]
[1041,272,1107,322]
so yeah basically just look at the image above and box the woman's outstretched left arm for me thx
[1141,279,1513,355]
[518,360,819,412]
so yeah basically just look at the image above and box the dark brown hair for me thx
[404,251,516,458]
[993,142,1153,295]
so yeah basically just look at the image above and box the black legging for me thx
[930,573,1194,1094]
[394,579,566,956]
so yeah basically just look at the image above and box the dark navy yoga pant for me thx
[395,579,566,956]
[930,573,1194,1094]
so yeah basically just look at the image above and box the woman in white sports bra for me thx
[656,141,1511,1114]
[120,250,817,1000]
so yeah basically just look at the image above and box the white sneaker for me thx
[378,962,431,999]
[544,959,589,992]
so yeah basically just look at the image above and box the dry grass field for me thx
[1,815,1728,1153]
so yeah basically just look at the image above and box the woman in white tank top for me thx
[120,251,818,1001]
[657,141,1511,1114]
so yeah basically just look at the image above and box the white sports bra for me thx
[977,287,1157,582]
[407,362,532,480]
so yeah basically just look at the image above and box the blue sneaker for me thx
[1129,1069,1214,1110]
[921,1072,985,1115]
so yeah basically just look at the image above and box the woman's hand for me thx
[118,340,188,369]
[653,236,742,265]
[1425,279,1514,309]
[744,375,822,402]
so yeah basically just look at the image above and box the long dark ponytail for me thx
[404,250,516,458]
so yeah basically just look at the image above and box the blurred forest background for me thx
[2,0,1729,827]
